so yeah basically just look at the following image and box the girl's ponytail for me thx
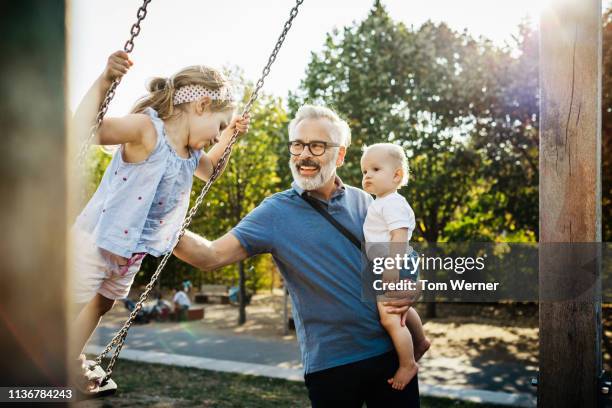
[131,66,235,120]
[132,76,175,118]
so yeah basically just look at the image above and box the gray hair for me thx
[288,104,351,147]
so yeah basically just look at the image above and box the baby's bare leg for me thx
[378,302,418,390]
[403,308,431,361]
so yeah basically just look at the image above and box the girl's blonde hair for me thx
[131,65,236,120]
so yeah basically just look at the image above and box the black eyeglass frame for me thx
[287,140,341,156]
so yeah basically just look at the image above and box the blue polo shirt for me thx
[231,177,393,374]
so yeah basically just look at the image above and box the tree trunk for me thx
[283,286,290,335]
[425,302,437,319]
[238,260,247,325]
[423,231,439,318]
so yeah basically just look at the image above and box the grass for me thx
[77,360,508,408]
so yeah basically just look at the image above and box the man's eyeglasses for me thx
[287,140,341,157]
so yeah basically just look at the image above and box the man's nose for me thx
[299,146,313,159]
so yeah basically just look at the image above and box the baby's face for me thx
[361,148,401,197]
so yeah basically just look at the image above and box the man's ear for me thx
[336,146,347,167]
[195,96,212,115]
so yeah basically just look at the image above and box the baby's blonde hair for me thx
[362,143,409,186]
[131,65,236,120]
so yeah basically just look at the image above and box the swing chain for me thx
[125,0,151,53]
[95,0,304,382]
[75,0,152,174]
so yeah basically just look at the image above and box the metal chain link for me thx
[75,0,152,173]
[95,0,305,381]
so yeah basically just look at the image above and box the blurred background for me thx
[70,1,611,405]
[73,0,611,303]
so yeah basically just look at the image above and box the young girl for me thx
[71,51,249,379]
[361,143,431,391]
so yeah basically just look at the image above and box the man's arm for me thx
[174,230,248,271]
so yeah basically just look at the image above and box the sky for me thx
[69,0,550,115]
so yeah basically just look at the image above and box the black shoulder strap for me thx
[299,192,362,250]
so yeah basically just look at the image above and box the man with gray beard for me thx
[175,105,420,407]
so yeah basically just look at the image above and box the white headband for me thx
[172,84,234,105]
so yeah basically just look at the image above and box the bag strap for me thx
[299,192,362,250]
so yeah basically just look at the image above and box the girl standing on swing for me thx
[70,51,249,385]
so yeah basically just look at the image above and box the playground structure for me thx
[0,0,604,406]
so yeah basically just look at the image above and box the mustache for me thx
[295,159,321,169]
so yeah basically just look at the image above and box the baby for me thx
[361,143,430,390]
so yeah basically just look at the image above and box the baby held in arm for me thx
[361,143,431,390]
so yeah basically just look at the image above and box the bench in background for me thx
[195,284,230,304]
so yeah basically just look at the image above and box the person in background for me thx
[172,286,191,321]
[182,278,193,300]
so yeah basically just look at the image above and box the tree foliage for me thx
[289,1,533,242]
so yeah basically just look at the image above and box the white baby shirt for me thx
[363,191,416,245]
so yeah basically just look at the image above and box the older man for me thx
[175,105,419,407]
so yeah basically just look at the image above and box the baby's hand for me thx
[101,50,133,85]
[221,113,250,140]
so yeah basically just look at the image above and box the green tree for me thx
[188,83,286,324]
[471,21,539,240]
[289,1,503,243]
[84,147,112,198]
[289,1,544,316]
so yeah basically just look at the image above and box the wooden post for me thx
[0,0,68,389]
[539,0,602,407]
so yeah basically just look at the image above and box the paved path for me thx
[91,319,537,401]
[92,323,301,368]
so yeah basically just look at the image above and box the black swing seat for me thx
[76,363,118,400]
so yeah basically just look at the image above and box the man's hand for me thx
[382,279,421,326]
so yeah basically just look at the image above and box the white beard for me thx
[290,153,338,191]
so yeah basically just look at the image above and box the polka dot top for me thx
[75,108,203,258]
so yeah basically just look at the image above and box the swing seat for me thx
[76,362,118,400]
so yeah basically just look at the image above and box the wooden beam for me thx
[0,1,68,388]
[539,0,602,406]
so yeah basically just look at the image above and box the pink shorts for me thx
[71,229,145,303]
